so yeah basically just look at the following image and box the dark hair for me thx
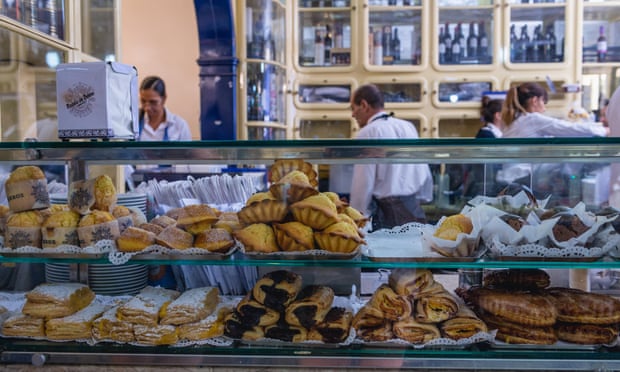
[352,84,384,109]
[480,96,504,123]
[140,76,166,98]
[502,82,548,126]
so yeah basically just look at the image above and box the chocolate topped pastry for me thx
[499,214,526,232]
[552,214,589,242]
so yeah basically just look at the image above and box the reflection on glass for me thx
[298,0,352,7]
[509,5,565,63]
[246,0,285,64]
[299,119,351,139]
[438,118,480,138]
[247,126,286,140]
[247,62,286,123]
[438,82,491,103]
[0,0,65,39]
[375,83,422,104]
[438,8,494,65]
[298,8,351,67]
[582,5,620,63]
[298,84,350,104]
[80,0,115,60]
[369,8,421,66]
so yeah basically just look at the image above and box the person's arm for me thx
[534,113,608,137]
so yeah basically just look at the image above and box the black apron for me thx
[371,194,426,231]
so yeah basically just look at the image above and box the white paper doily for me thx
[486,234,618,259]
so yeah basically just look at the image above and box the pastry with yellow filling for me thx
[92,305,134,343]
[160,286,219,325]
[117,286,180,326]
[22,282,95,319]
[2,314,45,338]
[177,306,232,341]
[45,301,107,340]
[133,324,179,345]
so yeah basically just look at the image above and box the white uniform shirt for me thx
[503,112,607,138]
[139,108,192,141]
[349,112,433,216]
[607,87,620,207]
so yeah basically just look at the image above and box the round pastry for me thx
[155,225,194,250]
[234,223,279,253]
[194,228,235,253]
[433,214,473,241]
[499,214,526,232]
[5,165,50,212]
[273,221,315,251]
[552,213,589,242]
[290,194,339,231]
[41,210,81,248]
[77,210,120,247]
[5,210,45,248]
[117,226,156,252]
[92,174,117,212]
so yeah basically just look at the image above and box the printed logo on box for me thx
[63,82,96,118]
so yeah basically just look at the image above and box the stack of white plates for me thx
[45,263,72,283]
[88,264,148,296]
[49,192,148,214]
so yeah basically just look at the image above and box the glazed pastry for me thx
[2,314,45,338]
[392,317,440,344]
[352,304,385,330]
[388,268,435,299]
[264,322,308,342]
[545,287,620,325]
[480,312,557,345]
[285,285,335,329]
[414,291,459,324]
[252,270,303,311]
[22,283,95,319]
[555,322,618,345]
[353,318,393,342]
[193,228,235,253]
[45,302,107,340]
[223,311,265,341]
[92,305,134,343]
[133,324,179,345]
[235,294,280,327]
[160,286,219,326]
[483,269,550,291]
[307,307,353,343]
[155,225,194,250]
[367,284,412,321]
[116,286,180,326]
[273,221,315,252]
[439,306,488,340]
[234,223,279,253]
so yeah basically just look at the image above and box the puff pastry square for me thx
[160,286,219,326]
[117,286,180,326]
[2,313,45,338]
[46,302,107,340]
[92,305,135,343]
[23,283,95,319]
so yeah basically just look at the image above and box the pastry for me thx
[483,269,550,291]
[323,192,348,213]
[138,222,164,235]
[269,159,317,187]
[439,306,488,340]
[117,286,180,326]
[213,212,242,232]
[499,214,526,232]
[234,223,279,253]
[388,268,435,299]
[314,221,365,254]
[269,182,319,204]
[480,312,557,345]
[193,228,235,253]
[155,225,194,250]
[545,287,620,325]
[177,306,232,341]
[252,270,303,311]
[264,322,308,342]
[41,210,81,248]
[92,174,117,212]
[307,307,353,343]
[285,285,335,329]
[77,210,120,247]
[175,204,219,227]
[235,294,280,327]
[45,301,107,340]
[433,214,473,240]
[111,205,134,233]
[5,210,44,248]
[238,199,288,226]
[273,221,315,251]
[343,206,369,229]
[223,311,265,341]
[290,194,339,230]
[116,226,156,252]
[0,204,10,237]
[555,322,618,345]
[414,291,459,323]
[352,305,392,342]
[2,313,45,338]
[22,282,95,319]
[392,317,441,344]
[150,215,177,228]
[367,284,412,321]
[552,214,589,242]
[160,286,219,326]
[133,324,179,345]
[68,179,96,215]
[5,165,49,212]
[92,305,134,343]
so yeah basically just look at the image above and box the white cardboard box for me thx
[56,62,139,140]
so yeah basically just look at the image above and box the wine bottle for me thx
[520,24,530,62]
[467,22,478,60]
[314,28,325,66]
[382,25,393,64]
[392,27,401,61]
[438,26,446,64]
[532,24,543,62]
[373,30,383,65]
[545,24,556,62]
[510,24,518,62]
[451,32,461,64]
[597,25,607,63]
[478,22,488,59]
[324,24,333,64]
[443,22,452,63]
[456,23,466,59]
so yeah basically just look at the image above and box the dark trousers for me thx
[371,194,426,231]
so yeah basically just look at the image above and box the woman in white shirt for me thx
[139,76,192,141]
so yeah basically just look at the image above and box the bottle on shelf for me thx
[456,23,466,59]
[519,24,530,62]
[438,26,446,64]
[388,0,397,5]
[382,25,393,64]
[478,21,488,60]
[510,24,519,62]
[324,24,333,64]
[314,27,325,66]
[545,24,556,62]
[467,22,478,60]
[442,22,452,63]
[532,24,544,62]
[451,29,461,64]
[334,23,343,49]
[392,27,401,62]
[373,29,383,65]
[369,26,375,64]
[597,25,607,63]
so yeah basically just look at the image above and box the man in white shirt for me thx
[348,84,433,231]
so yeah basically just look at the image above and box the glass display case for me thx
[0,0,65,39]
[295,117,354,139]
[80,0,116,62]
[2,138,620,370]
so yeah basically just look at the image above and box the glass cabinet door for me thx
[294,79,353,109]
[246,0,286,64]
[582,1,620,64]
[295,116,354,139]
[435,116,482,138]
[246,62,287,124]
[81,0,116,61]
[433,79,495,107]
[506,0,567,66]
[0,0,65,40]
[297,1,352,68]
[367,1,424,69]
[436,0,495,68]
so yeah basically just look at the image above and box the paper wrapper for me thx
[41,227,79,248]
[422,209,483,258]
[116,215,134,234]
[77,220,120,248]
[68,179,96,215]
[4,227,42,249]
[546,203,612,249]
[465,191,549,219]
[6,179,50,212]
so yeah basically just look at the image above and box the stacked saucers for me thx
[49,192,148,214]
[88,264,148,296]
[45,263,72,283]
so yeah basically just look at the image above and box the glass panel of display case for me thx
[437,117,481,138]
[299,0,351,7]
[507,0,565,3]
[297,118,352,139]
[438,81,491,103]
[368,6,422,66]
[247,126,286,140]
[438,5,494,65]
[375,82,422,104]
[80,0,115,61]
[582,4,620,63]
[297,83,350,104]
[508,3,566,64]
[0,0,65,40]
[298,7,351,67]
[246,62,286,123]
[246,0,286,64]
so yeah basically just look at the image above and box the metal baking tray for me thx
[0,250,106,260]
[241,247,361,261]
[130,246,237,261]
